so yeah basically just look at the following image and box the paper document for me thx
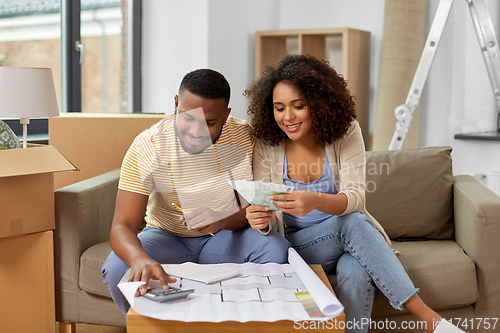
[288,248,342,317]
[118,248,343,323]
[164,262,241,284]
[229,179,294,210]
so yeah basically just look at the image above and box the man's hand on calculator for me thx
[128,256,177,297]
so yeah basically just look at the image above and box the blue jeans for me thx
[285,212,417,333]
[102,226,290,316]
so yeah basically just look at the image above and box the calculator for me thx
[143,287,194,303]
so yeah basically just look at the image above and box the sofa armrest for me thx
[54,169,120,320]
[453,175,500,316]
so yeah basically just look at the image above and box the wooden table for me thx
[127,264,345,332]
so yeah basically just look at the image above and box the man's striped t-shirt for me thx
[119,113,254,237]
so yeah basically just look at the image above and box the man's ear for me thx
[223,107,231,122]
[174,95,179,113]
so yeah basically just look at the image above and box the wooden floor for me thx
[56,323,126,333]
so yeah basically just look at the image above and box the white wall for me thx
[142,0,209,114]
[142,0,500,177]
[207,0,280,118]
[142,0,386,122]
[142,0,279,117]
[275,0,386,134]
[207,0,387,126]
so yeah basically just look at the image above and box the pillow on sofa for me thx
[365,147,454,240]
[0,120,20,149]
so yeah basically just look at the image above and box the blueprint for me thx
[118,248,343,322]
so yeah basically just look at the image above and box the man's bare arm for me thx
[109,189,149,265]
[109,189,176,294]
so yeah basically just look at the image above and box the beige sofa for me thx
[54,147,500,332]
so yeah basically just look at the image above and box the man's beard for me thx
[174,117,224,155]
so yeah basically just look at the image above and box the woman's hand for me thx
[270,190,318,216]
[246,205,275,231]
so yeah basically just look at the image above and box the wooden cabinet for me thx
[255,28,371,148]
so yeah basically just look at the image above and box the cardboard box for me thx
[0,145,77,239]
[0,231,56,333]
[49,113,164,189]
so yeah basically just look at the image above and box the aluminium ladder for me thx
[389,0,500,150]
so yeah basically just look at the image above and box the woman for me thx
[244,54,463,333]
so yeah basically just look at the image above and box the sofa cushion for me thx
[80,241,113,298]
[373,240,478,316]
[365,147,454,239]
[327,240,478,317]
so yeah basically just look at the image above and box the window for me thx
[63,0,141,113]
[0,0,60,142]
[0,0,141,142]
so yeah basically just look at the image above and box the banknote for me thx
[228,180,294,211]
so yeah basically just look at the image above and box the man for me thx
[102,69,290,315]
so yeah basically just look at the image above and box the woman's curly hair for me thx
[245,54,356,146]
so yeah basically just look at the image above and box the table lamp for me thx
[0,67,59,148]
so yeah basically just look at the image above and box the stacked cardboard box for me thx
[49,112,164,189]
[0,145,77,332]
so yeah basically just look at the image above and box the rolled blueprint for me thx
[288,248,344,318]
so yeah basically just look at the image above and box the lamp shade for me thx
[0,67,59,118]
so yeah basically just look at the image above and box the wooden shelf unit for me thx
[255,28,371,147]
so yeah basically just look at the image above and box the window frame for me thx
[61,0,82,113]
[3,0,143,142]
[127,0,142,113]
[62,0,142,113]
